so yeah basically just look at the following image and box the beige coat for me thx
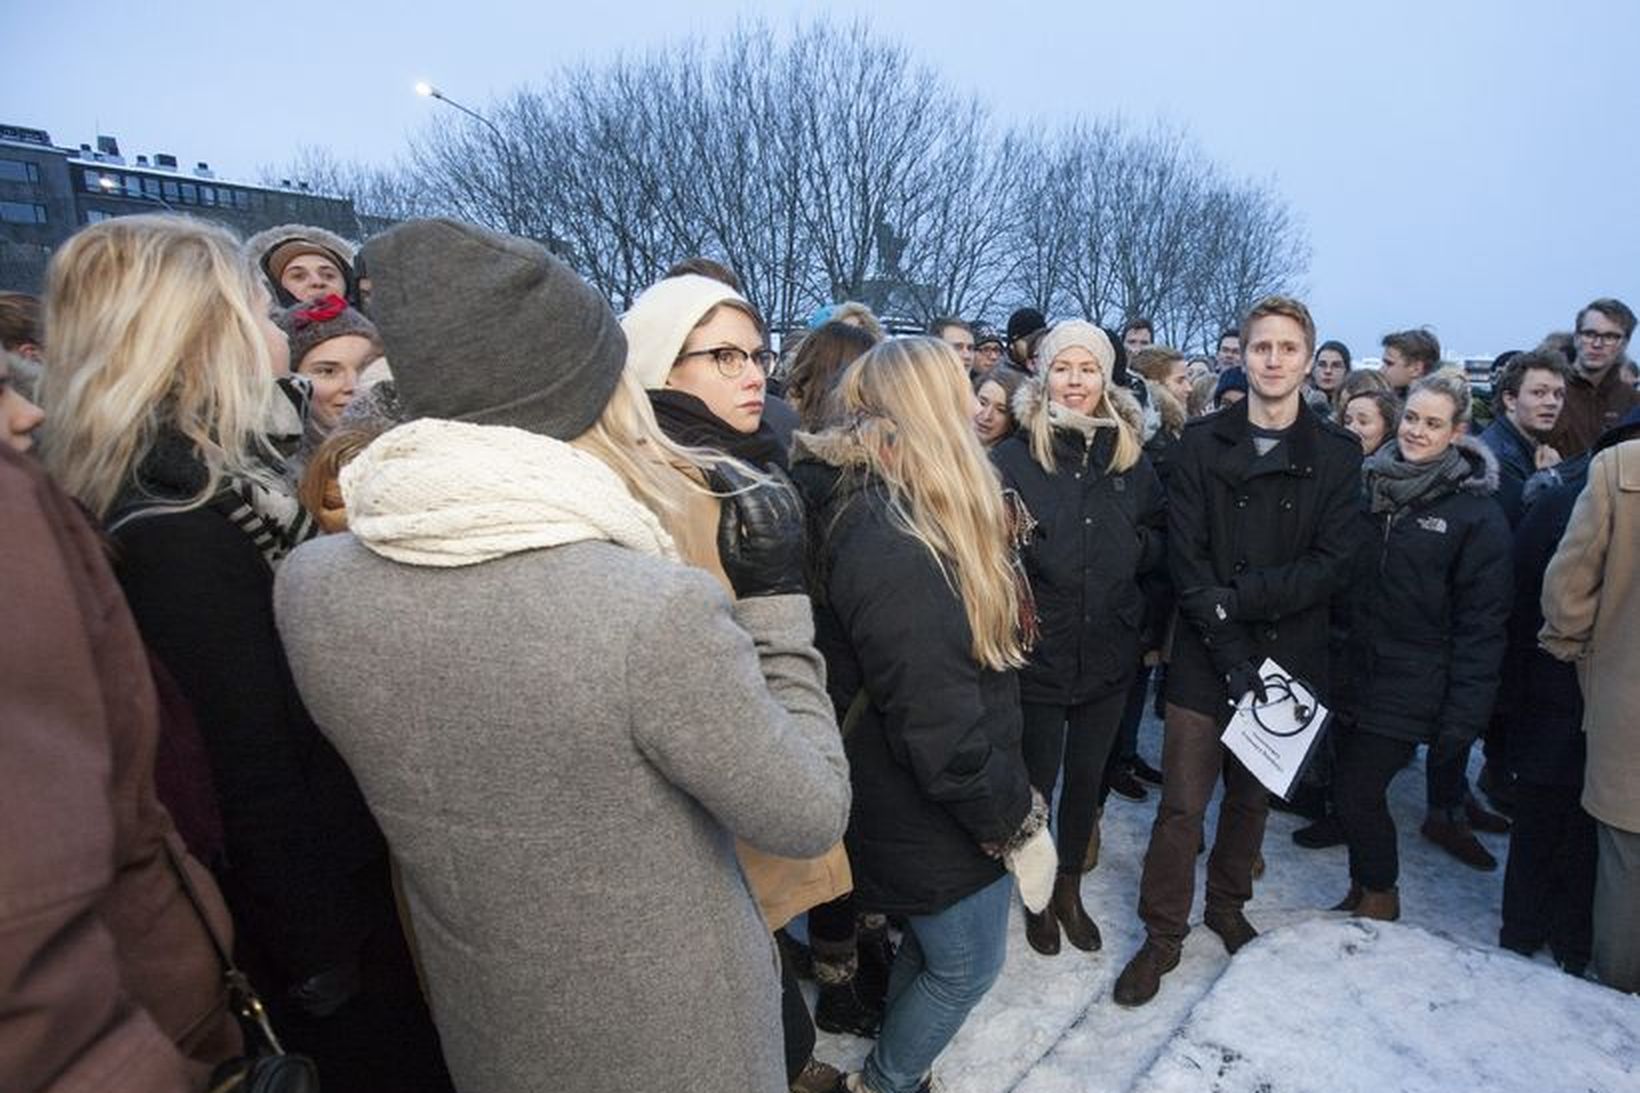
[679,487,853,929]
[1541,438,1640,833]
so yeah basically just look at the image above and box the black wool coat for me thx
[1346,437,1514,748]
[792,443,1031,917]
[1166,399,1366,717]
[992,413,1166,706]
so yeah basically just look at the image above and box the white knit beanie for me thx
[620,274,748,389]
[1033,320,1115,378]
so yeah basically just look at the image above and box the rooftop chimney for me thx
[193,161,214,179]
[155,153,178,171]
[136,154,150,166]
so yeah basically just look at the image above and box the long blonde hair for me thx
[40,216,279,518]
[835,337,1024,670]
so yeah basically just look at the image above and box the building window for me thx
[199,185,215,206]
[85,209,114,224]
[162,180,179,202]
[123,175,143,196]
[144,177,162,198]
[237,191,252,210]
[0,159,41,184]
[179,182,197,204]
[0,201,48,224]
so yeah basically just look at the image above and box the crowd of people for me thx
[1,212,1636,1093]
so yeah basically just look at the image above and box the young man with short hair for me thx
[1480,350,1570,527]
[1380,328,1442,395]
[1123,318,1155,355]
[929,316,976,376]
[1547,298,1640,458]
[1215,328,1242,372]
[1114,296,1364,1007]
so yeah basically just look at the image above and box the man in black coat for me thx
[1114,296,1365,1007]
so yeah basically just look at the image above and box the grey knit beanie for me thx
[276,294,381,369]
[359,219,626,441]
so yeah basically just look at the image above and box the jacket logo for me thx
[1417,516,1448,534]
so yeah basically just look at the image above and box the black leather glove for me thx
[1225,659,1270,707]
[708,461,808,599]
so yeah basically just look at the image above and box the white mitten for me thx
[1006,825,1058,913]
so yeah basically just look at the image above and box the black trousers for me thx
[1022,691,1127,872]
[1501,781,1596,967]
[1425,737,1470,813]
[778,936,815,1080]
[1335,730,1418,891]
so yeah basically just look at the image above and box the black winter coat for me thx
[1166,400,1366,716]
[112,501,387,980]
[992,416,1166,705]
[1347,437,1514,748]
[792,445,1032,916]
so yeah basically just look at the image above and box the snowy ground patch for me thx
[1126,918,1640,1093]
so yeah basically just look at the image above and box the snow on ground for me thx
[1124,918,1640,1093]
[806,696,1640,1091]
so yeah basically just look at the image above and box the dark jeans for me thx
[1022,691,1127,872]
[1114,663,1154,765]
[1334,729,1418,891]
[1136,703,1270,947]
[1501,781,1596,967]
[1425,736,1471,814]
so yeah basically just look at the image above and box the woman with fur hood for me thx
[1332,370,1513,921]
[990,321,1167,956]
[245,223,359,307]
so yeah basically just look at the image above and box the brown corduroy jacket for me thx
[0,447,241,1092]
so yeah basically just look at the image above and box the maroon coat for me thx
[0,446,240,1091]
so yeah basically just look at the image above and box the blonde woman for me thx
[992,321,1167,957]
[791,336,1053,1093]
[273,219,850,1093]
[38,216,450,1088]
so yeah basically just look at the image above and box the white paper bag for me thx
[1220,657,1330,800]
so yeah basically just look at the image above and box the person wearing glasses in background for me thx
[1546,298,1640,458]
[973,326,1007,373]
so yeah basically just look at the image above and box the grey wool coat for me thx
[274,535,850,1093]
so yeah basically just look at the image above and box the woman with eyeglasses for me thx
[623,272,855,1092]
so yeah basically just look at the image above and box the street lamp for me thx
[97,174,176,212]
[414,79,520,232]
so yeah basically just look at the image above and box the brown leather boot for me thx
[1354,887,1400,922]
[1024,906,1060,956]
[1331,883,1363,912]
[1202,904,1258,954]
[1050,872,1102,952]
[1113,940,1181,1007]
[1421,817,1498,871]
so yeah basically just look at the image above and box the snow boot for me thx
[791,1057,847,1093]
[1131,756,1164,786]
[1050,872,1101,952]
[1293,814,1347,850]
[1331,883,1363,912]
[1108,764,1148,802]
[854,915,896,1014]
[812,939,883,1038]
[1024,906,1061,956]
[1421,817,1498,871]
[1203,904,1258,954]
[1113,939,1181,1007]
[1353,887,1400,922]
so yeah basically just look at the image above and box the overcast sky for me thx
[8,0,1636,356]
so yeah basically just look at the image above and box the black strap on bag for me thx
[160,840,321,1093]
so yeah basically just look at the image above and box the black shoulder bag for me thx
[161,840,321,1093]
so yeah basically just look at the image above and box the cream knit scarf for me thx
[342,418,679,567]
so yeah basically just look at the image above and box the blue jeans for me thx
[860,874,1013,1093]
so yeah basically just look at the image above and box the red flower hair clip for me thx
[293,294,348,328]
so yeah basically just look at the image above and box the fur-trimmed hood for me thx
[789,428,869,471]
[244,222,357,266]
[1011,373,1145,439]
[1451,432,1501,495]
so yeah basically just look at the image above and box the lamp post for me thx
[97,174,177,212]
[415,80,520,234]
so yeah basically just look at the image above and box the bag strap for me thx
[160,839,287,1055]
[838,689,869,740]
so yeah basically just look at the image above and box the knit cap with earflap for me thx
[359,218,626,441]
[620,274,749,390]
